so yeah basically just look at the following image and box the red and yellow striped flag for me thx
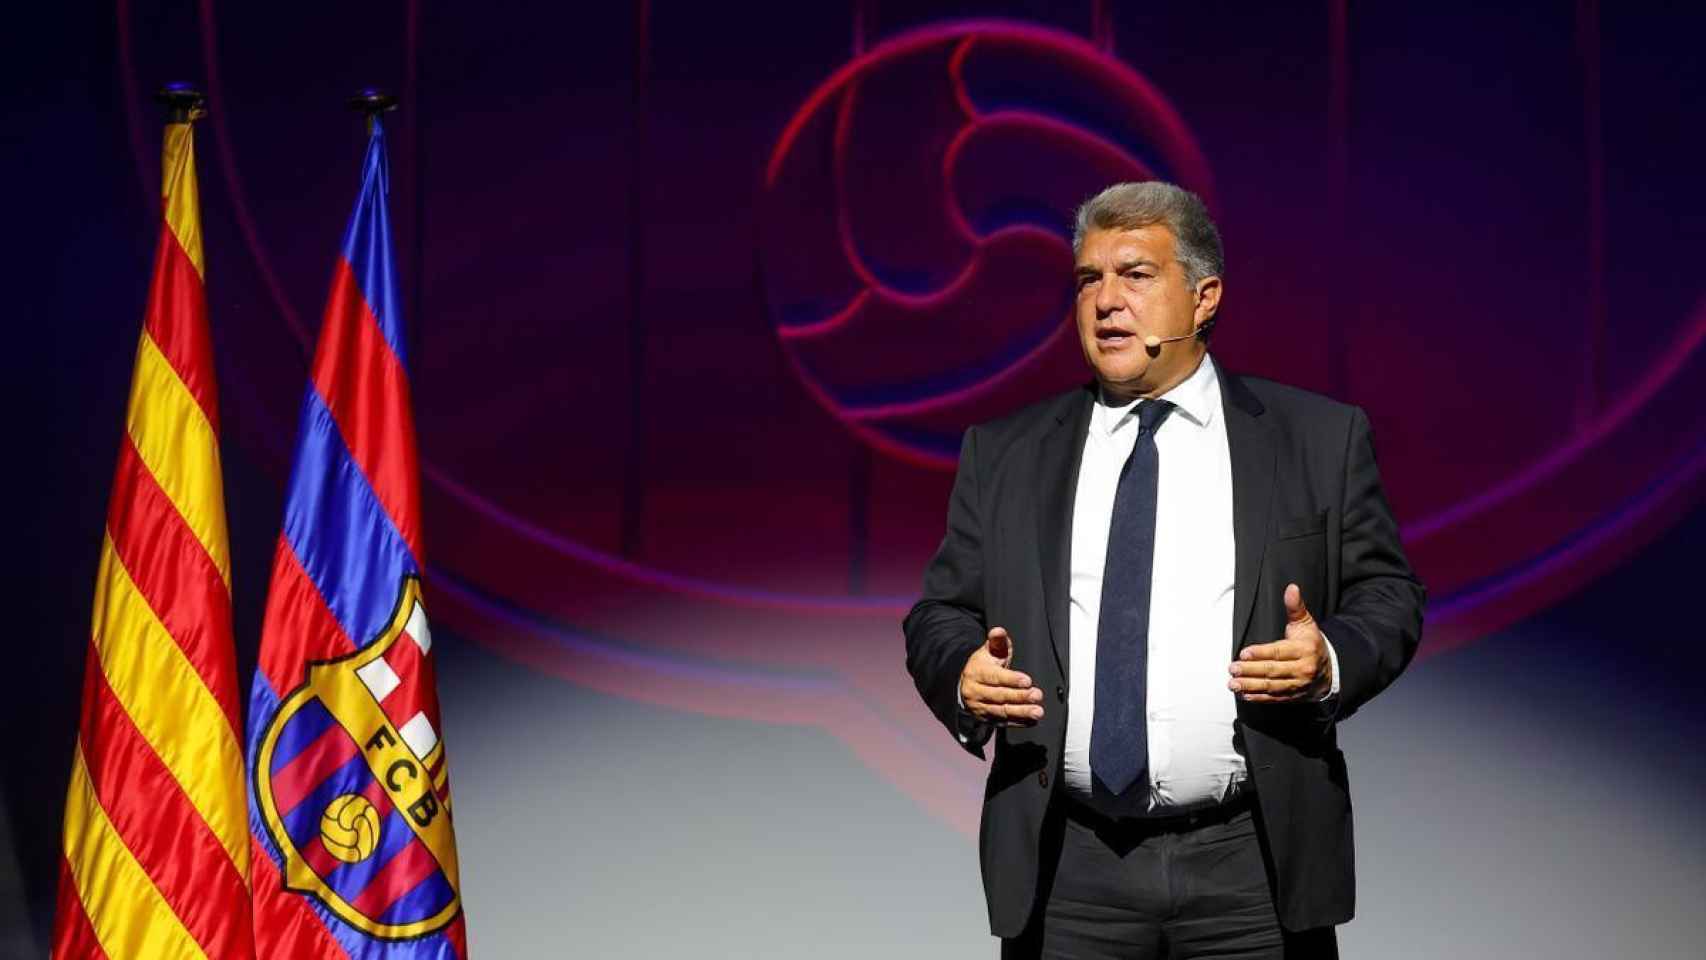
[52,113,255,958]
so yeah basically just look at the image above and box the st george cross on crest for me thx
[254,576,461,939]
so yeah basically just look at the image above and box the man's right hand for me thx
[959,627,1045,726]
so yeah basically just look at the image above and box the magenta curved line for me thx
[948,36,980,120]
[431,567,842,693]
[423,464,914,615]
[1429,435,1706,623]
[773,342,963,470]
[775,289,871,340]
[816,105,1158,418]
[766,18,1215,202]
[767,23,967,186]
[941,20,1214,205]
[834,330,1073,419]
[832,105,1133,324]
[841,322,1073,422]
[830,79,983,304]
[838,291,1074,421]
[938,108,1157,242]
[822,24,1206,305]
[1407,298,1706,541]
[798,108,1111,418]
[783,220,1079,423]
[196,0,312,350]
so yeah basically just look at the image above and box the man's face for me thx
[1072,224,1217,399]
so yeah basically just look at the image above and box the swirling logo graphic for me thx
[760,22,1213,468]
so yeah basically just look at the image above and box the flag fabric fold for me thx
[53,119,255,960]
[244,116,467,960]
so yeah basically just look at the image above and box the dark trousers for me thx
[1001,802,1338,960]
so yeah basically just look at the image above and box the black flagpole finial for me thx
[348,88,400,134]
[155,82,206,123]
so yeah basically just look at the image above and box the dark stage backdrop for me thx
[8,1,1705,955]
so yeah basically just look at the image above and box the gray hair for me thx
[1071,181,1224,288]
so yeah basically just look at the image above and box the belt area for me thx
[1062,789,1255,837]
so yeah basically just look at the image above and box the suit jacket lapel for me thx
[1037,385,1094,684]
[1219,360,1275,655]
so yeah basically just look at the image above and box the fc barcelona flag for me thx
[245,112,468,958]
[53,97,255,960]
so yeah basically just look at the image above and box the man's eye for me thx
[1124,271,1151,281]
[1076,277,1097,290]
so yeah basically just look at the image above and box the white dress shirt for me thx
[955,354,1337,814]
[1063,355,1245,815]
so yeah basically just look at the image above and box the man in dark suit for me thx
[904,182,1424,958]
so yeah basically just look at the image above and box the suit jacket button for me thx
[1055,685,1066,702]
[1037,770,1049,788]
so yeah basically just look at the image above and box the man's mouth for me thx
[1096,327,1137,345]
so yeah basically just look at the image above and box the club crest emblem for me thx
[255,576,460,939]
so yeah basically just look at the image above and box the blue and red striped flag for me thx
[245,116,467,959]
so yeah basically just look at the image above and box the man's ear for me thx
[1193,276,1222,330]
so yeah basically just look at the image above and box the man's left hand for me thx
[1228,583,1332,702]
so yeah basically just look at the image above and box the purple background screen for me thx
[7,1,1705,955]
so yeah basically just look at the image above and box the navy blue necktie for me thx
[1090,398,1175,797]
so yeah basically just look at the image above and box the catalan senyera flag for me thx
[53,119,256,958]
[244,115,467,959]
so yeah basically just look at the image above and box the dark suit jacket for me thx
[903,358,1425,936]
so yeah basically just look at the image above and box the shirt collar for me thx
[1094,352,1220,436]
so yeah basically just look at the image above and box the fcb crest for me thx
[255,576,461,939]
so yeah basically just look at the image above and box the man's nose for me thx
[1094,276,1122,315]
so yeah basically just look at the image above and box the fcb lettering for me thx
[256,578,459,940]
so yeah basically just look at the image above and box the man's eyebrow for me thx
[1074,258,1159,276]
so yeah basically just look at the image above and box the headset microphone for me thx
[1143,316,1217,348]
[1144,332,1195,348]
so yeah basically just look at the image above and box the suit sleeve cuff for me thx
[954,687,994,746]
